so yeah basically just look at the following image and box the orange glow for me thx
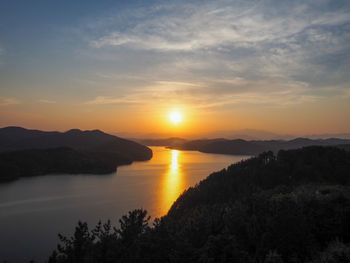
[2,96,350,137]
[159,149,185,214]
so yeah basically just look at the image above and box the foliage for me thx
[0,147,117,181]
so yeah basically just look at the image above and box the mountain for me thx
[0,147,118,181]
[133,137,188,147]
[252,137,350,152]
[306,133,350,139]
[203,130,350,140]
[117,129,350,141]
[0,127,59,150]
[0,126,152,160]
[338,144,350,151]
[174,138,265,155]
[0,127,153,181]
[201,129,294,140]
[171,137,350,155]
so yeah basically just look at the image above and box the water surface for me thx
[0,147,248,262]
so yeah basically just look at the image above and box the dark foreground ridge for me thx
[46,146,350,263]
[0,127,152,182]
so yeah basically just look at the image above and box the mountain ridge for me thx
[0,126,153,182]
[168,137,350,155]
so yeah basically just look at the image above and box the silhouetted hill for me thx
[49,146,350,263]
[169,146,350,215]
[0,127,152,161]
[171,137,350,155]
[0,126,59,151]
[0,147,118,181]
[307,133,350,139]
[0,127,152,181]
[338,144,350,151]
[134,137,188,147]
[176,138,265,155]
[202,129,293,140]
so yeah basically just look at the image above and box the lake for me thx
[0,147,248,262]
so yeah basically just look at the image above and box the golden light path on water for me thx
[0,146,249,261]
[160,149,185,215]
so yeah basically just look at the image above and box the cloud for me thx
[82,0,350,109]
[84,96,142,105]
[0,97,21,106]
[38,99,56,104]
[84,77,320,109]
[91,1,350,52]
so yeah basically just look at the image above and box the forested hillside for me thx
[47,146,350,263]
[0,148,119,181]
[0,127,153,182]
[0,127,153,162]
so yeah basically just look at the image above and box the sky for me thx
[0,0,350,138]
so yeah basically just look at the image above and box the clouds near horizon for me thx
[0,0,349,134]
[0,97,20,106]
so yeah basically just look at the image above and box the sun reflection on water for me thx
[159,149,184,215]
[171,150,179,171]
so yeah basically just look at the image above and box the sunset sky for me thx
[1,0,349,138]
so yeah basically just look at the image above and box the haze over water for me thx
[0,147,248,262]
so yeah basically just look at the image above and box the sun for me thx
[169,111,182,124]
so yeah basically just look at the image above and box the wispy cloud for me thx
[91,1,350,52]
[84,77,320,109]
[0,97,21,106]
[84,96,142,105]
[84,0,350,108]
[38,99,56,104]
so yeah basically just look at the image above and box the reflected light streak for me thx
[171,150,179,171]
[159,149,184,215]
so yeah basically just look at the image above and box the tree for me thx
[117,209,151,246]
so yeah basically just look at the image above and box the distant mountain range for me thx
[134,137,188,147]
[203,129,350,140]
[199,129,294,140]
[1,126,349,181]
[0,127,152,181]
[121,129,350,140]
[137,137,350,156]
